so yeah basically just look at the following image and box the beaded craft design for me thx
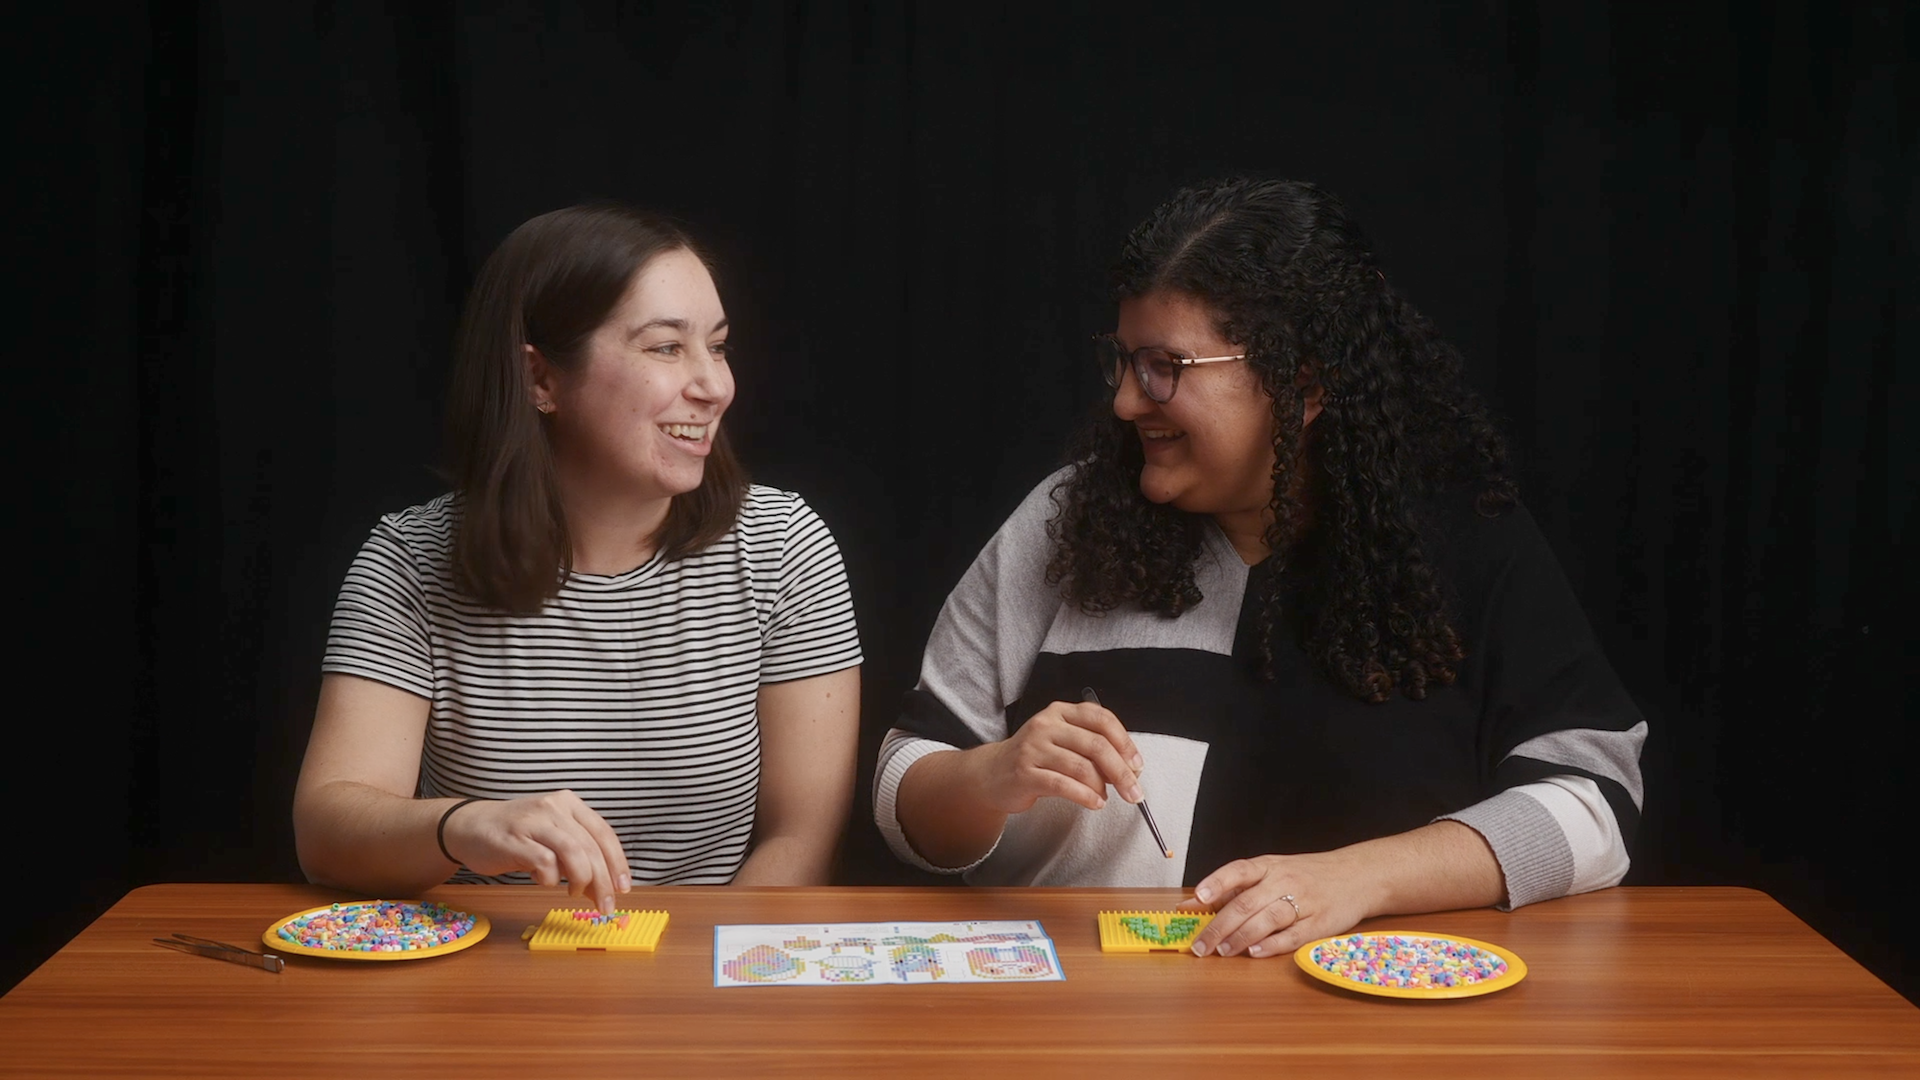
[1097,910,1215,952]
[521,909,670,952]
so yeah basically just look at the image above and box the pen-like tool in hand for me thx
[1081,687,1174,859]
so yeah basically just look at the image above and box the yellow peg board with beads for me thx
[1098,910,1214,953]
[521,909,670,952]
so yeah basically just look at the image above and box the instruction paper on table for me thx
[712,920,1064,987]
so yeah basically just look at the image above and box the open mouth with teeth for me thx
[660,423,710,442]
[1139,427,1184,442]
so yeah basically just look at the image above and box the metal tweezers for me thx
[151,933,285,973]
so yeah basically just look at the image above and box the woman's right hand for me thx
[439,791,633,913]
[963,700,1146,814]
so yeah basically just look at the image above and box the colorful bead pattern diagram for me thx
[714,921,1064,987]
[723,944,804,983]
[965,945,1055,979]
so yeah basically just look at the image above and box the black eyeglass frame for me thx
[1094,334,1249,404]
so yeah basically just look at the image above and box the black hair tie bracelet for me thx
[436,798,485,866]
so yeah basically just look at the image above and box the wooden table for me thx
[1,884,1914,1077]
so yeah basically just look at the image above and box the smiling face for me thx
[535,247,734,508]
[1112,290,1279,553]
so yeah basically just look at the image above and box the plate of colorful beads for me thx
[1293,931,1526,999]
[263,900,490,961]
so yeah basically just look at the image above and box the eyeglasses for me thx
[1094,334,1247,404]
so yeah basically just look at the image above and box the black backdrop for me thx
[14,2,1915,1001]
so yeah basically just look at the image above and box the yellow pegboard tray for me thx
[1097,910,1214,952]
[521,909,670,952]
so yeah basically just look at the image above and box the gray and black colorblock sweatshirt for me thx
[874,468,1645,908]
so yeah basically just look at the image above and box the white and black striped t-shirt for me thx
[322,485,863,885]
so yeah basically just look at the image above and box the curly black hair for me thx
[1045,177,1515,702]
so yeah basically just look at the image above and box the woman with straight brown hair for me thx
[295,205,862,910]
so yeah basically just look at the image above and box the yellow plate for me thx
[1294,931,1526,999]
[263,901,491,961]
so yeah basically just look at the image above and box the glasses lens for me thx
[1095,337,1124,388]
[1136,350,1178,402]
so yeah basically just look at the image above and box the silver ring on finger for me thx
[1279,894,1300,920]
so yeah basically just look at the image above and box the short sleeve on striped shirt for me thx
[758,494,862,684]
[322,519,434,700]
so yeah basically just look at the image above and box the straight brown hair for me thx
[443,204,748,613]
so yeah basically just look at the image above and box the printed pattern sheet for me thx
[713,920,1064,987]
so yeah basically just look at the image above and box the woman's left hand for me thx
[1178,851,1377,959]
[1179,823,1509,959]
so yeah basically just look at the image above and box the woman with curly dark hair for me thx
[874,178,1645,960]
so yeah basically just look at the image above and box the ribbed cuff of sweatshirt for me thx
[1438,788,1576,910]
[874,735,1000,875]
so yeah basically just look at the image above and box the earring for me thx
[536,401,554,415]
